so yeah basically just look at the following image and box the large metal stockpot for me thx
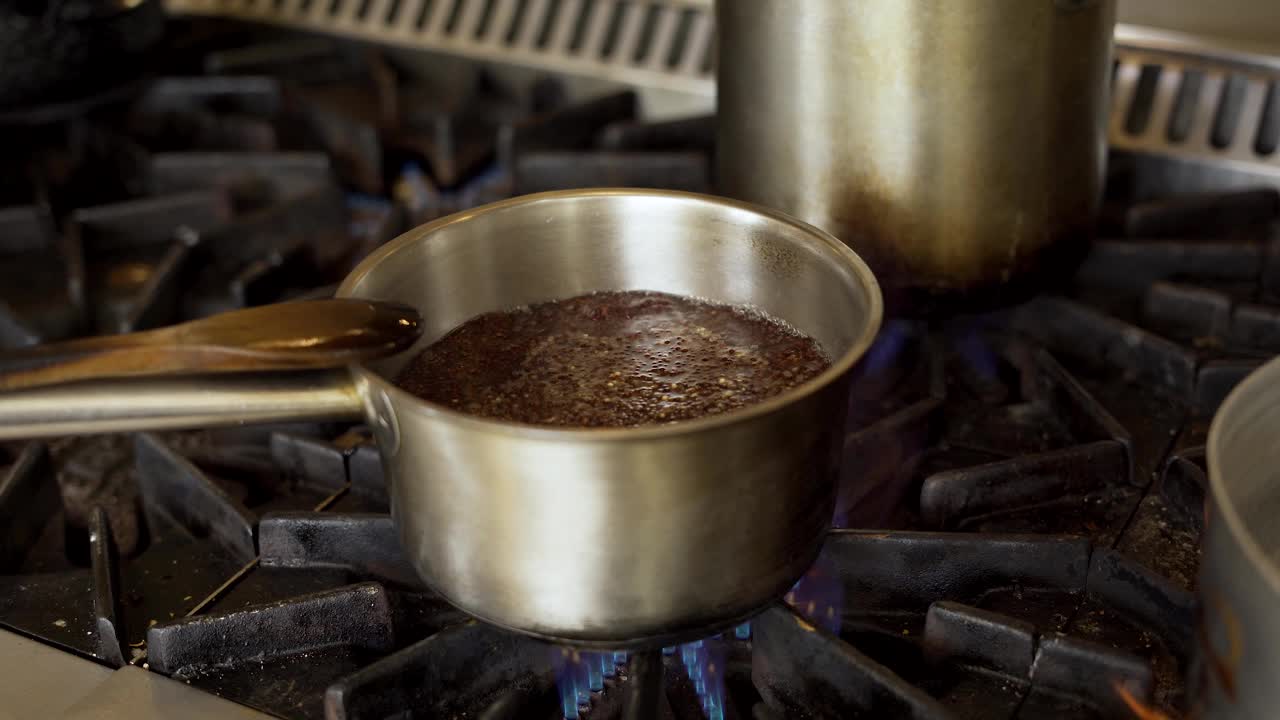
[717,0,1117,309]
[1198,356,1280,717]
[0,189,883,647]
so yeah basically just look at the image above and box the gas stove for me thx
[1,20,1278,720]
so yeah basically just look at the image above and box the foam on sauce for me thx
[394,290,831,428]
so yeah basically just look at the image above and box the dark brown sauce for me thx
[394,291,831,428]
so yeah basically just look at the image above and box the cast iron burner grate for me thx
[0,20,1276,720]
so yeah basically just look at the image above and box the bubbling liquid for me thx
[393,291,831,428]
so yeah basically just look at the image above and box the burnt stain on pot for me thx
[828,176,1097,300]
[1055,0,1103,11]
[748,232,804,279]
[837,202,1095,316]
[717,0,1113,311]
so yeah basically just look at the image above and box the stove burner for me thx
[1,20,1276,720]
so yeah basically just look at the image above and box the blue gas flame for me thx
[554,619,766,719]
[554,649,627,719]
[952,322,1000,382]
[861,319,914,374]
[678,638,726,720]
[786,554,844,635]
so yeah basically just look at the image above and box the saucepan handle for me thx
[0,370,365,440]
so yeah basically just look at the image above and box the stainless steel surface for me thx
[163,0,717,96]
[717,0,1116,303]
[1119,0,1280,52]
[163,0,1280,103]
[340,189,882,646]
[0,628,114,720]
[1111,25,1280,195]
[1202,356,1280,719]
[60,666,275,720]
[0,189,883,646]
[158,0,1280,189]
[0,371,361,439]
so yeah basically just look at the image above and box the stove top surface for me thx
[1,20,1276,720]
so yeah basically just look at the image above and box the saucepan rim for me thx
[1207,354,1280,596]
[336,188,884,442]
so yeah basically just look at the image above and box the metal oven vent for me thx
[164,0,717,95]
[1111,26,1280,190]
[163,3,1280,188]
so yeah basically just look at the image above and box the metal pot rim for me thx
[336,187,884,442]
[1207,354,1280,596]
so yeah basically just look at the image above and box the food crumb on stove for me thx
[53,619,66,628]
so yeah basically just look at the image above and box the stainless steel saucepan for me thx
[0,189,883,647]
[718,0,1116,310]
[1199,356,1280,717]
